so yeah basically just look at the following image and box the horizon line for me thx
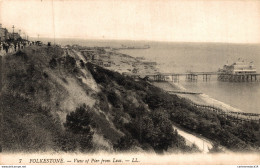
[28,36,260,45]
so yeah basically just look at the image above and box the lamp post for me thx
[12,25,15,40]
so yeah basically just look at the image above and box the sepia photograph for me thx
[0,0,260,166]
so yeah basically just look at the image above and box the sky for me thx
[0,0,260,43]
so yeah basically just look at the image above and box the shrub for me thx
[106,89,121,108]
[80,60,85,67]
[113,134,136,151]
[64,105,94,152]
[64,56,77,73]
[49,58,57,69]
[54,132,77,152]
[97,92,109,112]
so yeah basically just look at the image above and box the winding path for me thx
[172,125,213,153]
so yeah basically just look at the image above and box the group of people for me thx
[0,41,32,55]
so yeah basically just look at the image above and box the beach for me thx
[152,81,243,113]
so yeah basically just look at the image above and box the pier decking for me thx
[141,72,260,82]
[167,91,202,95]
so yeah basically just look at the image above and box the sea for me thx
[38,38,260,114]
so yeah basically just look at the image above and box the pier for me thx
[167,91,202,95]
[141,72,260,82]
[217,73,258,82]
[144,72,217,82]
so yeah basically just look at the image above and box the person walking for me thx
[0,42,3,55]
[0,42,3,51]
[14,42,17,51]
[4,43,9,53]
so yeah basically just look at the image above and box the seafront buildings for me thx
[0,24,21,41]
[0,24,10,41]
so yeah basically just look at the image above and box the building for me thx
[0,24,9,41]
[80,49,97,60]
[94,59,103,66]
[136,56,145,60]
[103,61,111,67]
[142,61,157,66]
[92,54,99,60]
[218,60,257,82]
[219,61,256,74]
[13,32,21,40]
[0,24,21,41]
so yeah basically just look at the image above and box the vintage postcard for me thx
[0,0,260,166]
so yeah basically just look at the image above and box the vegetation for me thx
[87,63,199,152]
[63,104,94,152]
[86,62,260,152]
[1,93,62,152]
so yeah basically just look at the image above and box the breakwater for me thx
[180,97,260,123]
[155,82,260,123]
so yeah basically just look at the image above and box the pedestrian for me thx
[0,42,2,51]
[5,43,9,53]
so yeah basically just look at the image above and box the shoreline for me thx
[152,81,260,121]
[152,79,244,113]
[76,45,256,116]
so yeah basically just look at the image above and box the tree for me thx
[127,109,178,153]
[64,105,94,152]
[150,109,177,152]
[64,55,77,72]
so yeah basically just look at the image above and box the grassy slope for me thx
[1,46,120,152]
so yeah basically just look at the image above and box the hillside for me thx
[0,46,192,153]
[1,46,111,152]
[1,45,259,153]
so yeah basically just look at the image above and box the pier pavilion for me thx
[218,60,258,82]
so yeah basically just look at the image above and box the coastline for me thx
[152,80,244,113]
[78,46,257,116]
[111,49,245,114]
